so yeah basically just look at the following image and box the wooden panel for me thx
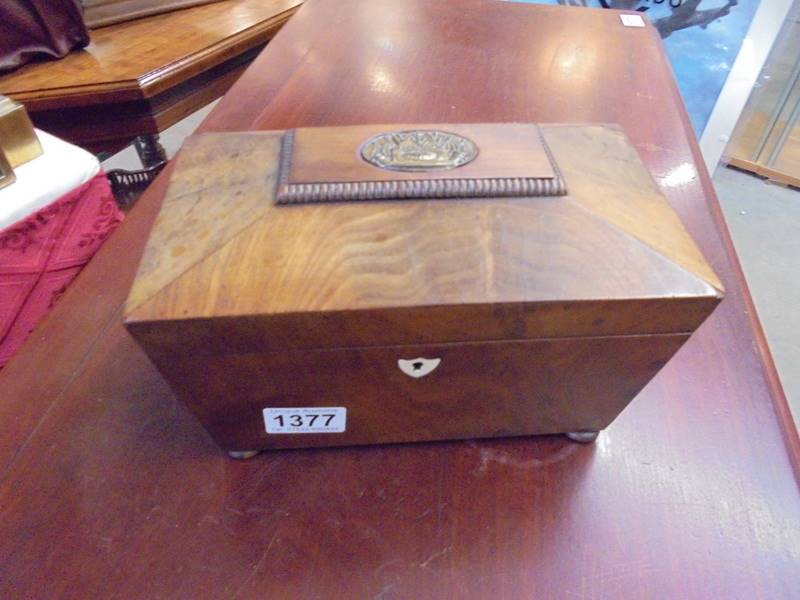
[723,5,800,185]
[125,132,283,313]
[727,157,800,189]
[137,333,689,451]
[0,2,798,598]
[287,123,557,183]
[542,124,724,291]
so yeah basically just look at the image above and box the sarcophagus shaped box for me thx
[124,123,723,456]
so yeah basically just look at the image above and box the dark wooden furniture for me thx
[125,124,722,453]
[0,0,302,157]
[1,1,798,598]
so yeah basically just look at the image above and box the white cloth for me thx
[0,129,100,230]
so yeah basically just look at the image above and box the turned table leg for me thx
[134,134,168,169]
[107,135,169,209]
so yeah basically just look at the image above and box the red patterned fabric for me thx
[0,172,123,368]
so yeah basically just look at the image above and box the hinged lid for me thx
[124,123,723,353]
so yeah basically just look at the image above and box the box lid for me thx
[124,123,723,352]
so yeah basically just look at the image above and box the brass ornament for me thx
[0,148,15,190]
[0,96,43,169]
[360,129,478,172]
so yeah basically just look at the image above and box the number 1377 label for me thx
[263,407,347,434]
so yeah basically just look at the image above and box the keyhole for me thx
[398,357,441,378]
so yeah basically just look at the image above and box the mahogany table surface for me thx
[1,1,799,598]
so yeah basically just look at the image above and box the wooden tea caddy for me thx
[124,123,723,458]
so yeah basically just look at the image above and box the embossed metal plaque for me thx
[360,129,478,172]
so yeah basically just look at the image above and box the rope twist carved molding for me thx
[276,176,566,204]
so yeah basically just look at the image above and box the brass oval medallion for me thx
[360,129,478,172]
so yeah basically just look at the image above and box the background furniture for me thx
[0,130,122,368]
[724,1,800,186]
[0,0,89,73]
[0,1,798,597]
[0,0,302,163]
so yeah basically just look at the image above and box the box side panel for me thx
[126,296,718,353]
[131,332,689,451]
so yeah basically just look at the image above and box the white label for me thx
[619,14,645,27]
[263,407,346,434]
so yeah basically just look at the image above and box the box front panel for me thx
[142,333,689,451]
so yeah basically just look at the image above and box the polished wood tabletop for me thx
[1,1,799,598]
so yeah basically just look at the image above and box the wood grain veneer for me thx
[0,2,798,598]
[127,126,721,324]
[144,334,690,451]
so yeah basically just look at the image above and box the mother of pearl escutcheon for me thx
[398,357,441,378]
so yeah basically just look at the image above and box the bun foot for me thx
[227,450,260,460]
[565,431,599,443]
